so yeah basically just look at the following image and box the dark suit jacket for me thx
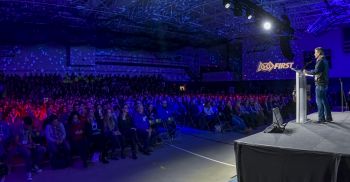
[306,56,329,86]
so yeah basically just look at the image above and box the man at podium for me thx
[303,47,333,123]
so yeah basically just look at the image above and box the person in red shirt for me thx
[67,112,89,167]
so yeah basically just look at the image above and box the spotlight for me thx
[263,21,272,30]
[246,8,253,19]
[223,0,231,9]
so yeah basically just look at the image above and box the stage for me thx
[234,112,350,182]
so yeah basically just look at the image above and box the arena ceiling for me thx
[0,0,349,50]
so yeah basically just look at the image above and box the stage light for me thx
[223,0,231,9]
[263,21,272,30]
[246,8,253,20]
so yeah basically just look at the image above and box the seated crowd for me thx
[0,74,296,181]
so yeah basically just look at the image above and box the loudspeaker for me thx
[264,108,287,133]
[264,124,285,133]
[280,36,294,60]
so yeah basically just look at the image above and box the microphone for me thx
[302,60,314,70]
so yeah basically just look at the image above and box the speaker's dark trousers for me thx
[315,85,332,121]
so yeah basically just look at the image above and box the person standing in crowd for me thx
[304,47,333,123]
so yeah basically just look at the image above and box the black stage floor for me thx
[234,112,350,182]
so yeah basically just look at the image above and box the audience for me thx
[0,73,298,181]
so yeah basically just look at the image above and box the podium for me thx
[294,69,307,123]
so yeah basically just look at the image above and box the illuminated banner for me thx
[257,61,294,72]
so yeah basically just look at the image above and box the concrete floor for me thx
[6,128,253,182]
